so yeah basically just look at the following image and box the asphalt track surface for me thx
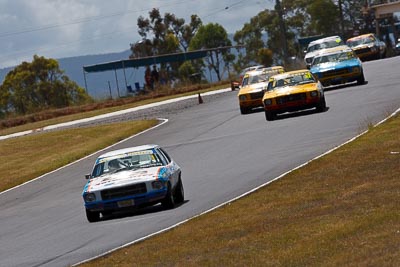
[1,57,399,267]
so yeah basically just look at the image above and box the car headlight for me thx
[310,91,318,97]
[158,168,169,181]
[152,181,165,190]
[84,193,96,203]
[239,95,247,101]
[352,66,360,73]
[264,99,272,105]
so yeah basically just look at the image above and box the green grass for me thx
[0,120,158,192]
[79,114,400,267]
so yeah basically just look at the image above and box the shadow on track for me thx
[323,80,368,92]
[99,200,189,222]
[272,107,330,121]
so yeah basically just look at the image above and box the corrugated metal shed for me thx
[83,50,209,73]
[81,46,243,96]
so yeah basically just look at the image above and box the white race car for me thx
[82,144,183,222]
[304,36,344,68]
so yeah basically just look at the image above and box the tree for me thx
[233,0,351,68]
[131,9,202,58]
[189,23,233,81]
[307,0,340,36]
[257,48,274,67]
[130,9,203,81]
[233,7,297,68]
[341,0,368,36]
[178,61,203,83]
[233,11,270,70]
[166,14,202,52]
[0,55,91,116]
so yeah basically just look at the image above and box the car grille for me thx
[101,183,147,200]
[321,68,349,78]
[250,91,264,100]
[276,93,306,104]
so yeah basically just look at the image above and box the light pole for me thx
[338,0,345,37]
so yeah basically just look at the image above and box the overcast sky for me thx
[0,0,274,68]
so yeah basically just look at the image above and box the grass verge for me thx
[80,114,400,267]
[0,120,158,192]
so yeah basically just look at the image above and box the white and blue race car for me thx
[82,144,183,222]
[310,45,365,87]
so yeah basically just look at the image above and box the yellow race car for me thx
[262,69,326,121]
[237,66,284,114]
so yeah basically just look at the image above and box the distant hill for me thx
[0,37,247,100]
[0,50,136,100]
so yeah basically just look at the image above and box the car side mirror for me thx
[85,174,91,180]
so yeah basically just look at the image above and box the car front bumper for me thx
[239,99,263,109]
[317,70,362,85]
[84,189,167,212]
[264,97,322,114]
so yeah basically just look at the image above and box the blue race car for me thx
[310,45,365,87]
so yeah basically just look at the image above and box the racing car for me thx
[237,66,285,114]
[82,144,184,222]
[310,45,365,87]
[262,70,326,121]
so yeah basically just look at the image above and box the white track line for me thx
[0,118,168,196]
[0,88,231,141]
[73,108,400,266]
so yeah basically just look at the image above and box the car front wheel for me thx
[316,97,326,112]
[240,107,249,114]
[174,177,184,204]
[357,72,365,85]
[161,182,175,209]
[86,209,100,223]
[265,110,275,121]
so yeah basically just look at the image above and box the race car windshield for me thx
[242,74,267,86]
[91,151,164,177]
[268,72,315,90]
[347,36,374,47]
[312,51,356,65]
[307,40,343,53]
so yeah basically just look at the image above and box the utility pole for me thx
[108,81,113,100]
[276,0,289,64]
[338,0,345,38]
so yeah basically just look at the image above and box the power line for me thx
[0,0,197,66]
[0,25,138,62]
[202,0,248,19]
[0,0,268,67]
[0,0,196,38]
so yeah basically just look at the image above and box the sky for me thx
[0,0,274,68]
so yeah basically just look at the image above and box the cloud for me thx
[0,0,273,68]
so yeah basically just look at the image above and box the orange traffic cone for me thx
[198,93,203,104]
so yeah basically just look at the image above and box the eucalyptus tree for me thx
[0,55,90,116]
[189,23,233,81]
[130,8,202,58]
[233,0,349,67]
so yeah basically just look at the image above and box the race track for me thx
[1,56,399,267]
